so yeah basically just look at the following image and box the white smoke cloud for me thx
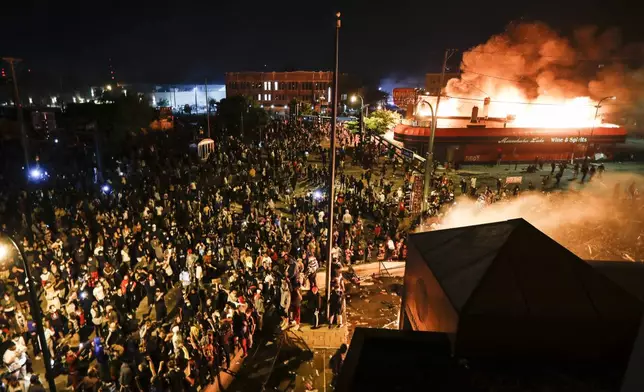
[428,173,644,261]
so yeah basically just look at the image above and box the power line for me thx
[461,68,527,83]
[465,49,632,63]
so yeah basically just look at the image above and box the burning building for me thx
[393,101,627,163]
[393,22,642,163]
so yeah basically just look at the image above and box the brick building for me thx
[225,71,333,109]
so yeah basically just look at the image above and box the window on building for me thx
[258,94,261,101]
[268,94,272,101]
[274,81,278,90]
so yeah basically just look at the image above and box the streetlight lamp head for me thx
[610,96,616,100]
[0,245,7,261]
[29,168,43,180]
[350,96,357,103]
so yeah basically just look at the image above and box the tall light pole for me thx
[326,11,341,321]
[587,96,616,158]
[419,97,436,213]
[3,57,30,170]
[205,79,211,138]
[350,94,364,143]
[194,86,198,115]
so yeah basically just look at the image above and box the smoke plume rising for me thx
[429,173,644,261]
[440,22,644,128]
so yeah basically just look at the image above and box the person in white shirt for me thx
[195,264,203,286]
[3,340,27,380]
[121,247,131,264]
[179,270,191,289]
[93,283,106,303]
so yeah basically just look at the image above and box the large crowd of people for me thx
[1,114,639,392]
[0,118,410,392]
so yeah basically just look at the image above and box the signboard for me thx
[505,176,523,184]
[393,88,416,107]
[402,148,415,160]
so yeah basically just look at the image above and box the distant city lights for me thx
[28,97,33,105]
[54,139,59,144]
[105,85,112,91]
[101,184,111,193]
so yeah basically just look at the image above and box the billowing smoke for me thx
[441,22,644,128]
[427,173,644,261]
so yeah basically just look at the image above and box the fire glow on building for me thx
[393,22,639,163]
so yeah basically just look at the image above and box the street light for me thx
[417,97,436,213]
[0,236,57,392]
[351,94,366,143]
[588,96,616,158]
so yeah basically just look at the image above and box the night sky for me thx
[2,0,641,88]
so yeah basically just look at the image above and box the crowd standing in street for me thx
[0,117,412,392]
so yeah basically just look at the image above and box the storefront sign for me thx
[497,136,589,144]
[550,137,587,143]
[498,137,545,144]
[393,88,417,107]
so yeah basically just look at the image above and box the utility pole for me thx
[194,86,198,115]
[205,79,211,138]
[240,112,244,139]
[326,12,341,322]
[424,49,456,205]
[3,57,30,170]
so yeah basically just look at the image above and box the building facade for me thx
[225,71,333,109]
[150,84,226,114]
[425,72,460,95]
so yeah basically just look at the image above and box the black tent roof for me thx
[408,218,644,321]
